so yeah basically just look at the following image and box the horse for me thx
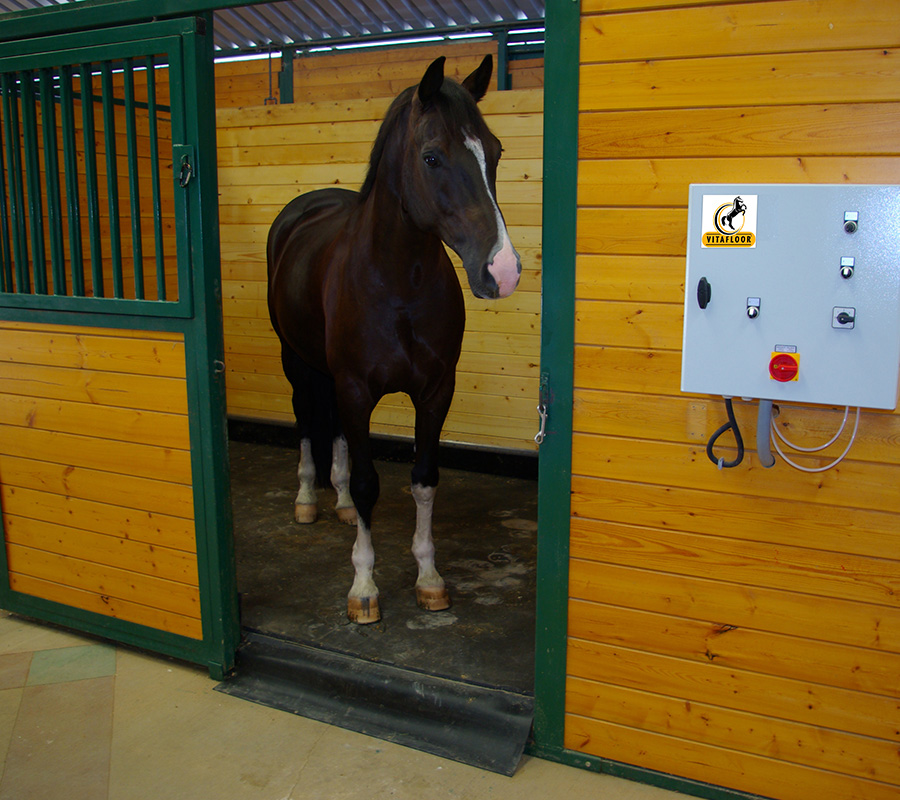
[719,196,747,231]
[266,55,521,624]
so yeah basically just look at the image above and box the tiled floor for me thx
[0,611,685,800]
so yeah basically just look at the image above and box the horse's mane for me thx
[359,87,415,201]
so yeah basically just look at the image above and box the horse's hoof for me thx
[347,595,381,624]
[416,586,451,612]
[336,505,358,525]
[294,503,317,524]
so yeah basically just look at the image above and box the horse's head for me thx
[364,56,521,300]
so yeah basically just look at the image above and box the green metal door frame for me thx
[532,0,579,757]
[0,14,239,678]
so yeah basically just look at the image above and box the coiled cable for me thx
[706,397,744,469]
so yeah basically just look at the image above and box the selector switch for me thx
[746,297,761,318]
[833,307,856,329]
[843,211,859,233]
[840,257,855,279]
[769,352,800,382]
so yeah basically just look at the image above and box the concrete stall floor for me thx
[0,610,688,800]
[229,439,538,693]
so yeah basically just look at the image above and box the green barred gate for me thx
[0,14,238,677]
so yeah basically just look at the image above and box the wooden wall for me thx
[0,322,201,639]
[214,41,543,108]
[217,52,543,452]
[569,1,900,798]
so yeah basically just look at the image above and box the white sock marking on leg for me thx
[411,484,443,589]
[295,438,317,506]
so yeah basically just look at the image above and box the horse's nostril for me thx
[482,269,500,299]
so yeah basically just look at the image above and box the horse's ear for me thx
[418,57,446,106]
[462,54,493,102]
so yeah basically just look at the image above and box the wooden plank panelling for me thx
[0,323,200,639]
[214,43,543,109]
[569,2,900,797]
[216,62,543,452]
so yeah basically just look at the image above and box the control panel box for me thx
[681,184,900,409]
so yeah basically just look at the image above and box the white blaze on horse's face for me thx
[463,133,521,299]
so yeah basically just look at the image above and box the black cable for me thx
[706,397,744,468]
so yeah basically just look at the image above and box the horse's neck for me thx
[358,186,445,278]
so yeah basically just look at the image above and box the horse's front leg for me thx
[410,388,454,612]
[337,383,382,624]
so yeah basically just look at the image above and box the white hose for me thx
[772,405,850,452]
[770,406,860,473]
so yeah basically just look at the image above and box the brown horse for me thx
[266,55,521,624]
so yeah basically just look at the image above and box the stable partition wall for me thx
[567,2,900,798]
[0,321,201,638]
[286,42,543,103]
[212,39,544,110]
[217,55,543,452]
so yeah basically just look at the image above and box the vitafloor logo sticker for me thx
[702,194,758,248]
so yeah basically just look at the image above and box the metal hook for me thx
[534,402,548,445]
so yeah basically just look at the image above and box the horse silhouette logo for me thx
[714,196,748,234]
[700,192,757,248]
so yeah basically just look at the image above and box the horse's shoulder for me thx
[288,188,357,217]
[272,188,357,234]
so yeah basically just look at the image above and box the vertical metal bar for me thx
[533,0,581,756]
[39,68,67,296]
[0,76,13,294]
[180,11,240,676]
[20,69,47,294]
[101,60,123,298]
[145,54,166,301]
[496,31,512,91]
[2,72,29,294]
[79,64,104,298]
[122,57,144,299]
[278,47,294,104]
[59,65,85,297]
[168,44,192,309]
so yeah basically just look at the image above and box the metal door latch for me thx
[179,154,193,187]
[534,372,549,445]
[534,402,548,444]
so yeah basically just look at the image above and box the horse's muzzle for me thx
[484,243,521,299]
[469,261,520,299]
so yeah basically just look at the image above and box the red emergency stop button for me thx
[769,353,799,382]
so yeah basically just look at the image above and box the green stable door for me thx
[0,15,238,677]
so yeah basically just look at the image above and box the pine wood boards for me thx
[569,2,900,797]
[0,322,201,639]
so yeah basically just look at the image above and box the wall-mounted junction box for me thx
[681,184,900,410]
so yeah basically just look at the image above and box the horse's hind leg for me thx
[280,343,319,523]
[295,439,318,524]
[331,434,357,524]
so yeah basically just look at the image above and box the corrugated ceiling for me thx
[0,1,545,53]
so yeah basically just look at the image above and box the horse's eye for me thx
[423,152,441,169]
